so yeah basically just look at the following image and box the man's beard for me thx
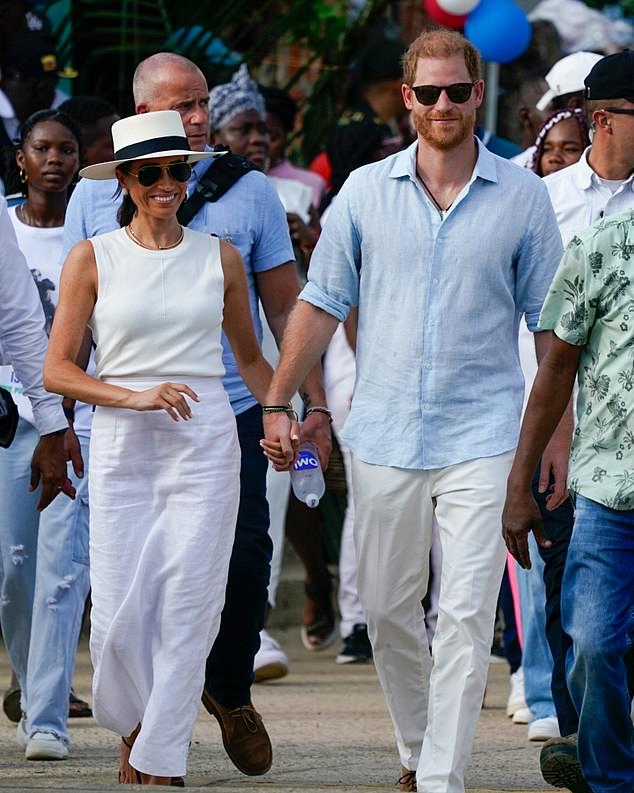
[412,107,475,151]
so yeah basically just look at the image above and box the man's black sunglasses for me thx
[411,82,477,106]
[603,107,634,117]
[126,161,192,187]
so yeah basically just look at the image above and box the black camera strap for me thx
[177,151,256,227]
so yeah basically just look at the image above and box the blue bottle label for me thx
[293,449,319,471]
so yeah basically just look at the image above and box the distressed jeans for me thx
[0,419,90,744]
[562,494,634,793]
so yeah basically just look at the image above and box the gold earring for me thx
[19,168,28,184]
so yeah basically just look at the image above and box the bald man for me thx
[62,53,331,777]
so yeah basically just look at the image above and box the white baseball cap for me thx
[536,51,604,111]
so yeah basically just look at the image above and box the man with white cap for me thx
[62,52,331,778]
[512,51,603,169]
[509,49,634,793]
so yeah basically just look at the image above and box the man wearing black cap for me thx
[506,50,634,793]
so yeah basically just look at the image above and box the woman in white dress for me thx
[44,111,294,786]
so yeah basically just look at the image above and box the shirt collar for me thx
[388,136,498,185]
[571,146,634,192]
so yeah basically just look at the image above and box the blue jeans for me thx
[563,494,634,793]
[517,532,556,721]
[26,434,91,743]
[0,419,90,743]
[204,404,272,708]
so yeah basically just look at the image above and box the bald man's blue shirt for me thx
[300,138,563,469]
[63,158,294,415]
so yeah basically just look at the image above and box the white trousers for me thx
[352,451,514,793]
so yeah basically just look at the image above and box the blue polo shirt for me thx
[63,157,294,415]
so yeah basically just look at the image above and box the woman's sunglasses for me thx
[411,82,477,106]
[126,161,192,187]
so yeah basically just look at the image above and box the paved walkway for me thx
[0,631,551,792]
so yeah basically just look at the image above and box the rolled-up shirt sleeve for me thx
[515,181,564,332]
[300,178,361,322]
[0,197,65,435]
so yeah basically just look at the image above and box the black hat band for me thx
[115,135,190,160]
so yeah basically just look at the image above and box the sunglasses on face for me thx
[126,161,192,187]
[410,82,477,106]
[603,107,634,117]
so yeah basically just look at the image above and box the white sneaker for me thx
[16,716,29,748]
[507,667,527,717]
[512,706,532,724]
[254,629,289,683]
[25,731,68,760]
[528,716,560,742]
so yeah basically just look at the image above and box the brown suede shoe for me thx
[398,766,417,791]
[201,690,272,775]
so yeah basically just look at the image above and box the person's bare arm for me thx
[533,330,574,510]
[256,263,332,467]
[45,242,196,421]
[263,300,338,469]
[503,334,581,569]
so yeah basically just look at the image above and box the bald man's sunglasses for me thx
[126,162,192,187]
[411,82,477,106]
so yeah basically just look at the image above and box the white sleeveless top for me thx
[88,227,225,379]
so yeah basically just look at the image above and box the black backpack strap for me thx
[177,152,256,227]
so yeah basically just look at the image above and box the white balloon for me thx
[436,0,480,14]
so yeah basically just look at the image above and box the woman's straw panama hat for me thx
[79,110,221,180]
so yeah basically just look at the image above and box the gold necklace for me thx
[126,224,184,250]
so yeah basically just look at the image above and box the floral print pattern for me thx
[539,209,634,510]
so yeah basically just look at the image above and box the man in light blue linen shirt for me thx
[263,29,567,793]
[62,53,331,780]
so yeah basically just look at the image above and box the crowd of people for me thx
[0,7,633,793]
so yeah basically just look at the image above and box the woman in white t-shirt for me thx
[0,108,92,761]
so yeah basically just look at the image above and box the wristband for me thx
[305,406,333,424]
[262,405,299,421]
[63,406,75,422]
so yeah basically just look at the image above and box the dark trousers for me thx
[535,467,634,737]
[533,466,578,737]
[204,404,272,708]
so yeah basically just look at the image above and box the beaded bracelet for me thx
[305,406,333,424]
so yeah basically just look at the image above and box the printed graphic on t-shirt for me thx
[31,268,56,335]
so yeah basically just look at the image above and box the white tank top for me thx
[88,227,225,379]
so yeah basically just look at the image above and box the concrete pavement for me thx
[0,630,552,792]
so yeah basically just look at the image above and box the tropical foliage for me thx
[45,0,393,160]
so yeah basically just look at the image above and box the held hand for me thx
[539,436,570,511]
[287,213,317,251]
[124,382,200,421]
[501,484,551,570]
[65,424,84,479]
[300,412,332,470]
[261,412,300,471]
[30,432,76,511]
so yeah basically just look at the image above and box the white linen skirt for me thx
[88,376,240,777]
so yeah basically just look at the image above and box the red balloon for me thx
[422,0,467,28]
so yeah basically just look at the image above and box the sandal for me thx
[300,577,337,651]
[69,689,92,718]
[2,686,21,723]
[120,736,185,786]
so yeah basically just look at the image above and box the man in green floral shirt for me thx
[502,207,634,793]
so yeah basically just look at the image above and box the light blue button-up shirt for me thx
[63,157,294,415]
[301,139,563,469]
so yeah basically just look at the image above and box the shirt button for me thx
[432,277,439,284]
[425,362,432,370]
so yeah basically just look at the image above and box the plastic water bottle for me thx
[290,441,325,508]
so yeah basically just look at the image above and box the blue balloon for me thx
[465,0,531,63]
